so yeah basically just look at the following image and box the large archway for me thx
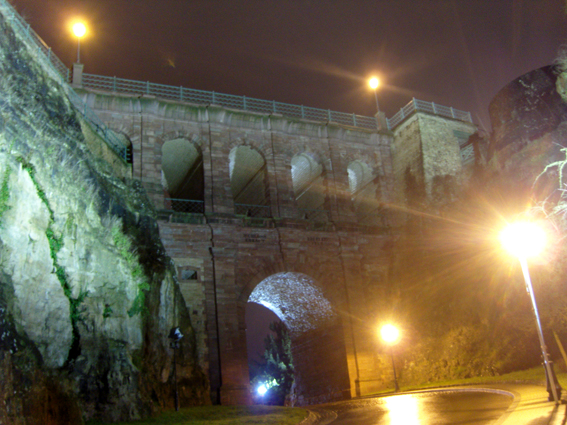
[247,272,351,405]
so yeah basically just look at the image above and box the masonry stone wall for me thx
[80,87,475,405]
[391,113,476,205]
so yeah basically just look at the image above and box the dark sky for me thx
[12,0,567,132]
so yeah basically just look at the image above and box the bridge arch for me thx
[229,145,271,217]
[291,152,328,220]
[246,272,350,405]
[161,138,204,213]
[347,160,381,225]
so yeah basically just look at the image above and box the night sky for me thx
[12,0,567,132]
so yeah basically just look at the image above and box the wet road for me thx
[308,390,513,424]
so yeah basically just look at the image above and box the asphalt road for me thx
[307,390,513,424]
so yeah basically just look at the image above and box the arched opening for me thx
[246,272,350,405]
[347,160,381,225]
[229,146,271,217]
[161,138,204,213]
[291,153,328,221]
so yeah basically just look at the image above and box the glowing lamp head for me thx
[72,22,87,38]
[380,324,400,345]
[500,222,546,259]
[369,77,380,90]
[257,383,268,396]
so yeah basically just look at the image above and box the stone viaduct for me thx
[73,70,477,405]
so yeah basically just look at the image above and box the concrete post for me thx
[375,111,388,131]
[72,62,84,88]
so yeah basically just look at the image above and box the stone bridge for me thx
[74,73,477,405]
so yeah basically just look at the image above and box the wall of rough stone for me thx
[0,7,208,424]
[391,113,476,205]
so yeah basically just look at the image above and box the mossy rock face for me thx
[0,7,209,424]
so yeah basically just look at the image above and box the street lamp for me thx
[168,327,184,411]
[72,22,86,63]
[500,221,561,403]
[368,77,381,113]
[380,323,400,392]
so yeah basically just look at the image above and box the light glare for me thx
[500,222,546,259]
[257,383,268,396]
[380,324,400,345]
[72,22,86,38]
[369,77,380,90]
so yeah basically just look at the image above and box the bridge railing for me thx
[164,198,205,214]
[388,98,473,129]
[82,73,382,130]
[83,73,474,131]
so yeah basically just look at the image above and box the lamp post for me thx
[380,323,400,392]
[500,222,561,404]
[72,22,86,63]
[168,327,184,411]
[368,77,381,113]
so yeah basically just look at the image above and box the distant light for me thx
[500,222,546,259]
[72,22,86,38]
[369,77,380,90]
[380,324,400,345]
[257,383,268,396]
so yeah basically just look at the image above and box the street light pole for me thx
[380,324,400,393]
[368,77,381,113]
[500,221,561,404]
[389,346,400,392]
[519,257,559,403]
[72,22,86,63]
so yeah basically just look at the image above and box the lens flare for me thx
[500,222,546,259]
[380,324,400,345]
[72,22,86,38]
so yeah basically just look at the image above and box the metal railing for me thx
[82,73,380,130]
[164,198,205,214]
[298,208,329,222]
[0,0,129,162]
[388,98,473,129]
[234,203,272,218]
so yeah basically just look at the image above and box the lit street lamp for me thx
[380,323,400,392]
[369,77,381,114]
[500,221,561,404]
[168,326,184,411]
[72,22,86,63]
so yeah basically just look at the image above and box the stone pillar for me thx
[210,245,252,405]
[71,62,84,88]
[375,111,388,131]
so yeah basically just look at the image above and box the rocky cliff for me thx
[0,7,208,425]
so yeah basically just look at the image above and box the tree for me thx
[251,321,294,405]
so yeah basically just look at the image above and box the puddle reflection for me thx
[384,394,421,424]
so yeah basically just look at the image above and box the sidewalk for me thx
[473,384,565,425]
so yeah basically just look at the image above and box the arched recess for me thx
[229,146,271,217]
[347,160,381,225]
[291,153,328,221]
[161,138,204,213]
[248,272,350,405]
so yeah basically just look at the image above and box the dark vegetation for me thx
[250,321,295,406]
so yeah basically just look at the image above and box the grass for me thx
[86,405,309,425]
[369,365,567,396]
[86,367,567,424]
